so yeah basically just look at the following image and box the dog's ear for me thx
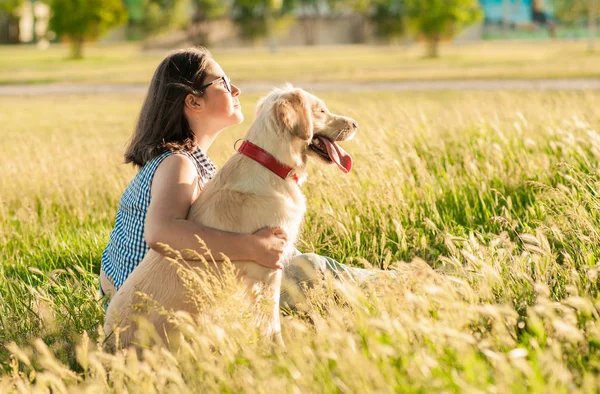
[274,89,313,141]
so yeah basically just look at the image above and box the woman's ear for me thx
[184,93,204,111]
[274,89,313,140]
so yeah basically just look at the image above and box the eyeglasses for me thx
[197,75,232,93]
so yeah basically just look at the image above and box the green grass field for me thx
[2,90,600,392]
[1,40,600,86]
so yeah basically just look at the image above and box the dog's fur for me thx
[103,85,357,349]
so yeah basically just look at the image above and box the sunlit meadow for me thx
[2,90,600,392]
[1,41,600,85]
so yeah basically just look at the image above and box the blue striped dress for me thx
[101,146,217,291]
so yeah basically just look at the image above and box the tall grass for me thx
[1,91,600,392]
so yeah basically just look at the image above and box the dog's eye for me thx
[320,109,326,114]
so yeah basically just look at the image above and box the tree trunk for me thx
[7,13,20,44]
[0,12,8,44]
[265,14,278,53]
[70,36,84,59]
[267,35,278,53]
[188,4,211,47]
[305,3,321,46]
[31,0,37,43]
[301,17,318,45]
[126,20,144,41]
[427,34,440,58]
[503,0,511,35]
[187,21,210,46]
[589,0,597,52]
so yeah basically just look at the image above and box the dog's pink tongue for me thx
[317,136,353,173]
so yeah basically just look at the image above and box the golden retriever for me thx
[103,85,357,349]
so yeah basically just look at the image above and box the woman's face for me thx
[198,58,243,129]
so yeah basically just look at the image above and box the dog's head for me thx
[251,85,357,173]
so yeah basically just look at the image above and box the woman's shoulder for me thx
[127,150,197,191]
[119,151,199,208]
[151,150,199,185]
[137,149,194,175]
[154,152,198,178]
[150,151,203,204]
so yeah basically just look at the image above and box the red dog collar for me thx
[236,140,299,184]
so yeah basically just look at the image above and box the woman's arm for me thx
[144,154,286,270]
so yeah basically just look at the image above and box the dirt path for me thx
[1,79,600,96]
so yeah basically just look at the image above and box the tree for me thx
[321,0,373,43]
[231,0,295,51]
[140,0,189,36]
[589,0,597,52]
[552,0,585,24]
[0,0,24,13]
[292,0,327,45]
[370,0,406,43]
[553,0,598,52]
[0,0,24,43]
[48,0,127,58]
[404,0,482,57]
[188,0,230,45]
[122,0,226,44]
[338,0,406,44]
[345,0,373,43]
[122,0,145,39]
[281,0,344,45]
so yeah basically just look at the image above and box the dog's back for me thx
[104,153,305,349]
[191,154,306,241]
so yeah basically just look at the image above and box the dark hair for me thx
[124,47,212,168]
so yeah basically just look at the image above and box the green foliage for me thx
[123,0,145,23]
[0,0,24,13]
[289,0,324,15]
[552,0,591,24]
[231,0,295,42]
[141,0,189,34]
[187,0,230,45]
[369,0,406,40]
[345,0,371,13]
[48,0,127,57]
[286,0,340,45]
[287,0,345,15]
[405,0,482,36]
[404,0,482,56]
[190,0,229,22]
[124,0,226,41]
[49,0,128,39]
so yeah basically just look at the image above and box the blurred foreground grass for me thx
[1,40,600,86]
[2,91,600,392]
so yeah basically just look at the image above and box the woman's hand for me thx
[251,227,288,270]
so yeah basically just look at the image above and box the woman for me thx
[100,47,376,312]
